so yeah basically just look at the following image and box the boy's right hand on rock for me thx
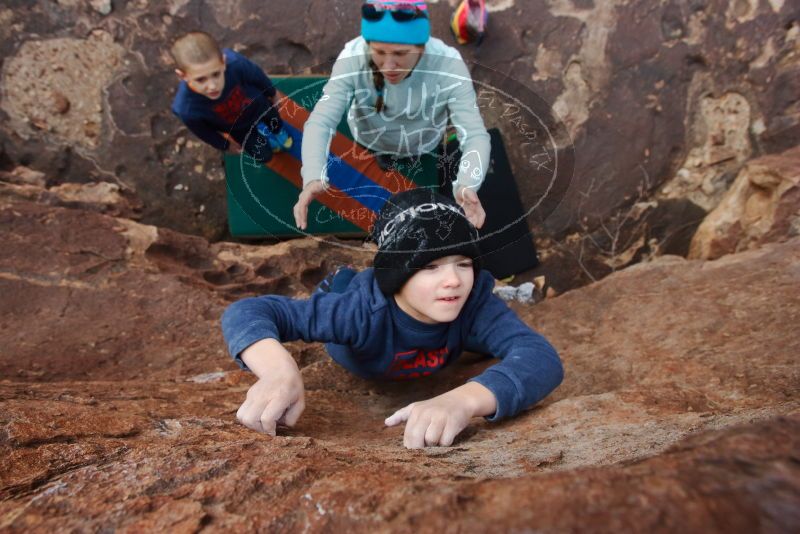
[237,340,305,435]
[293,180,326,230]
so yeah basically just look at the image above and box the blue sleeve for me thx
[235,52,277,98]
[182,116,230,151]
[220,291,369,371]
[465,288,564,422]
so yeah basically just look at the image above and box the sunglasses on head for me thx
[362,3,429,22]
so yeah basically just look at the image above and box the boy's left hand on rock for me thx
[385,383,496,449]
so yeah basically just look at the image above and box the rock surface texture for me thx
[1,176,798,531]
[689,145,800,260]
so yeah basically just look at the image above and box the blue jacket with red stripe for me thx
[221,268,563,421]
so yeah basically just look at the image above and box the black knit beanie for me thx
[371,188,481,295]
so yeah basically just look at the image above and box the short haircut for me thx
[170,31,222,71]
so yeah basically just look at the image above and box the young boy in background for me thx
[170,31,292,164]
[221,188,563,449]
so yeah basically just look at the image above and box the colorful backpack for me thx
[450,0,488,45]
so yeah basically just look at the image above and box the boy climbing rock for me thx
[222,188,564,449]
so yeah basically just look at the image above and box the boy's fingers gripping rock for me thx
[254,398,281,436]
[385,403,414,426]
[236,399,250,422]
[281,396,306,427]
[404,410,431,449]
[237,394,271,433]
[440,419,464,447]
[423,415,447,447]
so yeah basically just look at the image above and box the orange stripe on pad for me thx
[265,152,375,232]
[276,92,420,193]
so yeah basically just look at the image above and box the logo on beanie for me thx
[378,202,466,248]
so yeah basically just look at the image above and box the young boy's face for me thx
[394,255,475,324]
[176,55,226,100]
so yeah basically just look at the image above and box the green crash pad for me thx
[225,76,439,238]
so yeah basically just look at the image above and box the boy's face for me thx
[394,255,475,324]
[368,42,424,85]
[176,55,226,100]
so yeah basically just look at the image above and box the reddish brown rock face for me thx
[1,181,798,530]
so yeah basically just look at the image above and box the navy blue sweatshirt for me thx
[171,49,279,151]
[221,269,563,421]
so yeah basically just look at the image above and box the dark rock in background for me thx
[0,0,798,286]
[1,0,800,238]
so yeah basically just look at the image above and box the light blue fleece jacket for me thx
[300,37,491,191]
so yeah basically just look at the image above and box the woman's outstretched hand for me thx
[293,180,327,230]
[455,186,486,229]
